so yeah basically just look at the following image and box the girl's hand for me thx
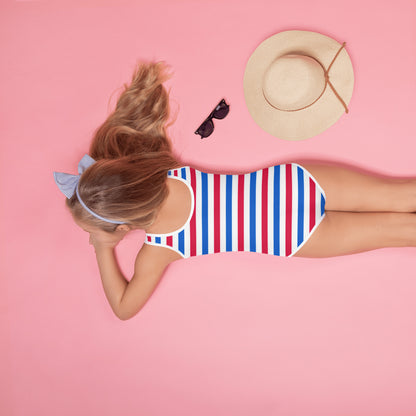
[88,227,130,250]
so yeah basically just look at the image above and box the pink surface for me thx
[1,0,416,415]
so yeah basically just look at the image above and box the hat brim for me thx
[243,30,354,140]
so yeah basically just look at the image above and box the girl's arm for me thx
[91,230,181,320]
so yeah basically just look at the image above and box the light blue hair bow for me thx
[53,154,125,225]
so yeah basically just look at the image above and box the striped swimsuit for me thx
[145,164,326,258]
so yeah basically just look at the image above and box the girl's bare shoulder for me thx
[134,241,183,276]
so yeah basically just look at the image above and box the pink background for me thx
[2,0,416,415]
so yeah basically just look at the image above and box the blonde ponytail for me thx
[90,61,174,159]
[67,62,179,231]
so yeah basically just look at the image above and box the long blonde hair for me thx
[67,62,179,231]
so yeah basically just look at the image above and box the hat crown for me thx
[262,54,326,111]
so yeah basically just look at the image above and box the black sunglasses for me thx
[194,99,230,138]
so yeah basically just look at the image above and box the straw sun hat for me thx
[243,30,354,140]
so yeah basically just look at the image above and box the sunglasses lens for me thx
[195,119,214,138]
[212,102,230,120]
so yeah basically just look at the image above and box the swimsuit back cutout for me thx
[145,164,326,258]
